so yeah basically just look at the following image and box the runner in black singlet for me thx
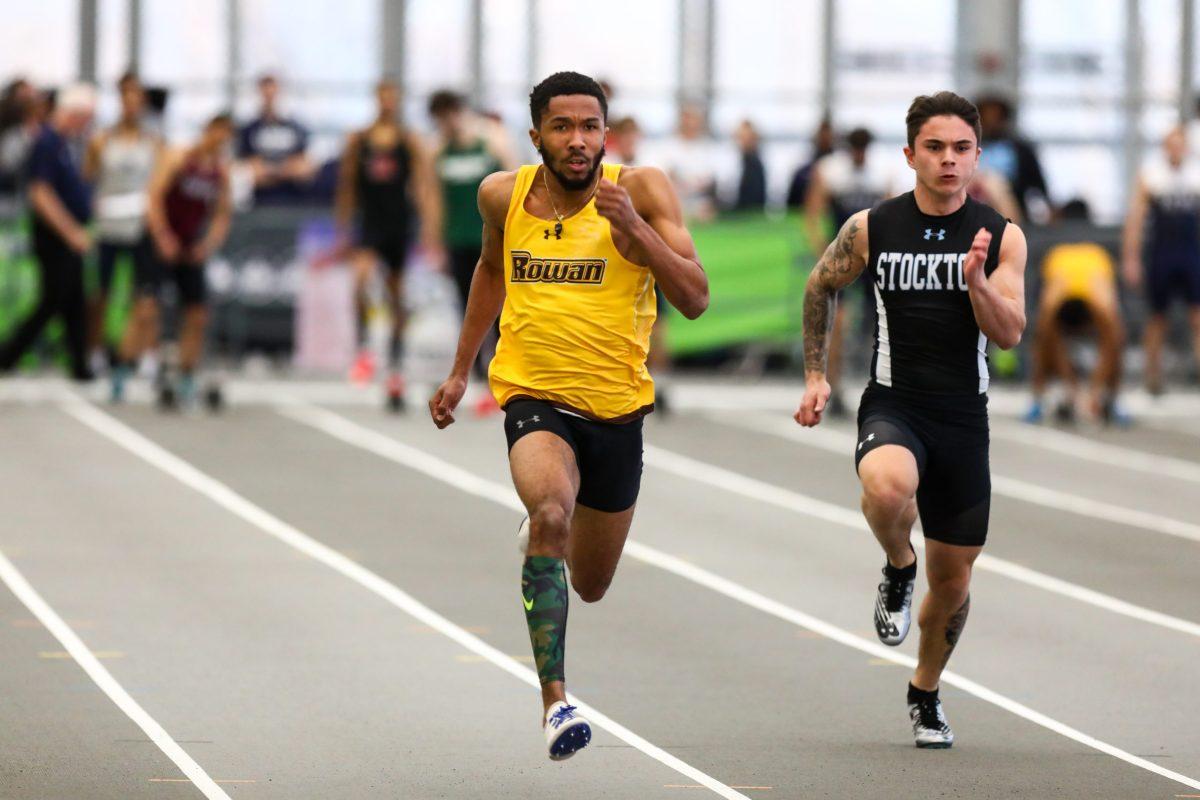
[335,79,443,411]
[796,92,1028,750]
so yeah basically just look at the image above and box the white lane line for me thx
[716,414,1200,546]
[59,399,749,800]
[642,445,1200,640]
[272,402,1200,792]
[0,549,231,800]
[989,421,1200,486]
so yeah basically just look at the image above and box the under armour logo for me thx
[923,228,945,241]
[857,432,876,451]
[543,228,561,240]
[516,415,541,429]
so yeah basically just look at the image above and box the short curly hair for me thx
[529,71,607,127]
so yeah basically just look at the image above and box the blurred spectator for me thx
[0,83,97,380]
[967,167,1021,223]
[975,94,1051,221]
[0,78,39,193]
[804,126,895,415]
[1122,126,1200,394]
[1025,199,1127,425]
[606,116,641,165]
[237,74,315,205]
[656,104,721,221]
[731,119,767,212]
[113,113,235,406]
[335,79,444,409]
[83,71,163,370]
[428,89,513,388]
[786,116,834,210]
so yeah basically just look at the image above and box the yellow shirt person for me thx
[489,162,657,421]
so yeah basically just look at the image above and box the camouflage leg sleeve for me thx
[521,556,568,685]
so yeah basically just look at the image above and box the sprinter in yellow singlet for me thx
[429,72,708,761]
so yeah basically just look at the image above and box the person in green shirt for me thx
[429,91,515,390]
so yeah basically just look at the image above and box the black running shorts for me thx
[503,398,644,513]
[137,254,207,307]
[853,383,991,547]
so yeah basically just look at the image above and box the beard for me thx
[539,145,606,190]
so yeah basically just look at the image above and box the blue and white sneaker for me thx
[517,516,530,555]
[544,701,591,761]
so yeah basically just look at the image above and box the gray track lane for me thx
[653,413,1200,621]
[1,405,717,799]
[112,404,1194,798]
[300,407,1200,781]
[0,587,201,799]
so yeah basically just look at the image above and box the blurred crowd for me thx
[0,70,1198,423]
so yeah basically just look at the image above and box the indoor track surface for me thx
[1,378,1198,799]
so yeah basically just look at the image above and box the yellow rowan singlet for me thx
[489,163,657,422]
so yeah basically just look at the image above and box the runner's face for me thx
[904,115,979,198]
[532,94,606,191]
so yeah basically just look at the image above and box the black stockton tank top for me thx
[865,191,1007,397]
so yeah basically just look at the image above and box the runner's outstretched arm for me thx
[429,171,512,428]
[796,210,869,427]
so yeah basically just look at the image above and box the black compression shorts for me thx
[503,398,644,513]
[854,383,991,547]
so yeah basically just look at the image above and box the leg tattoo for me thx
[940,594,971,670]
[522,556,568,685]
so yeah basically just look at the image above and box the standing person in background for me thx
[335,79,444,411]
[731,119,767,212]
[658,104,722,221]
[429,89,514,414]
[975,95,1051,221]
[237,74,316,205]
[787,117,835,210]
[113,113,234,407]
[804,127,894,416]
[1024,200,1127,425]
[1122,126,1200,394]
[0,78,38,193]
[83,72,162,373]
[0,84,96,381]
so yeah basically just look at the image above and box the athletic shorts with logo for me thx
[854,382,990,547]
[503,398,643,513]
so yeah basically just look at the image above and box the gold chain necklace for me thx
[540,165,600,240]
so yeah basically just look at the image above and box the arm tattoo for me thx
[802,217,862,374]
[939,594,971,669]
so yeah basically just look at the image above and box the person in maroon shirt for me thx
[111,113,233,406]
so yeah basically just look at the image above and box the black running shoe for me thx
[909,695,954,748]
[874,563,915,646]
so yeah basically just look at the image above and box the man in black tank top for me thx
[796,92,1027,749]
[334,79,444,411]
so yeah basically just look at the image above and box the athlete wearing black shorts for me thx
[796,92,1027,749]
[1122,126,1200,393]
[335,79,443,408]
[503,399,643,513]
